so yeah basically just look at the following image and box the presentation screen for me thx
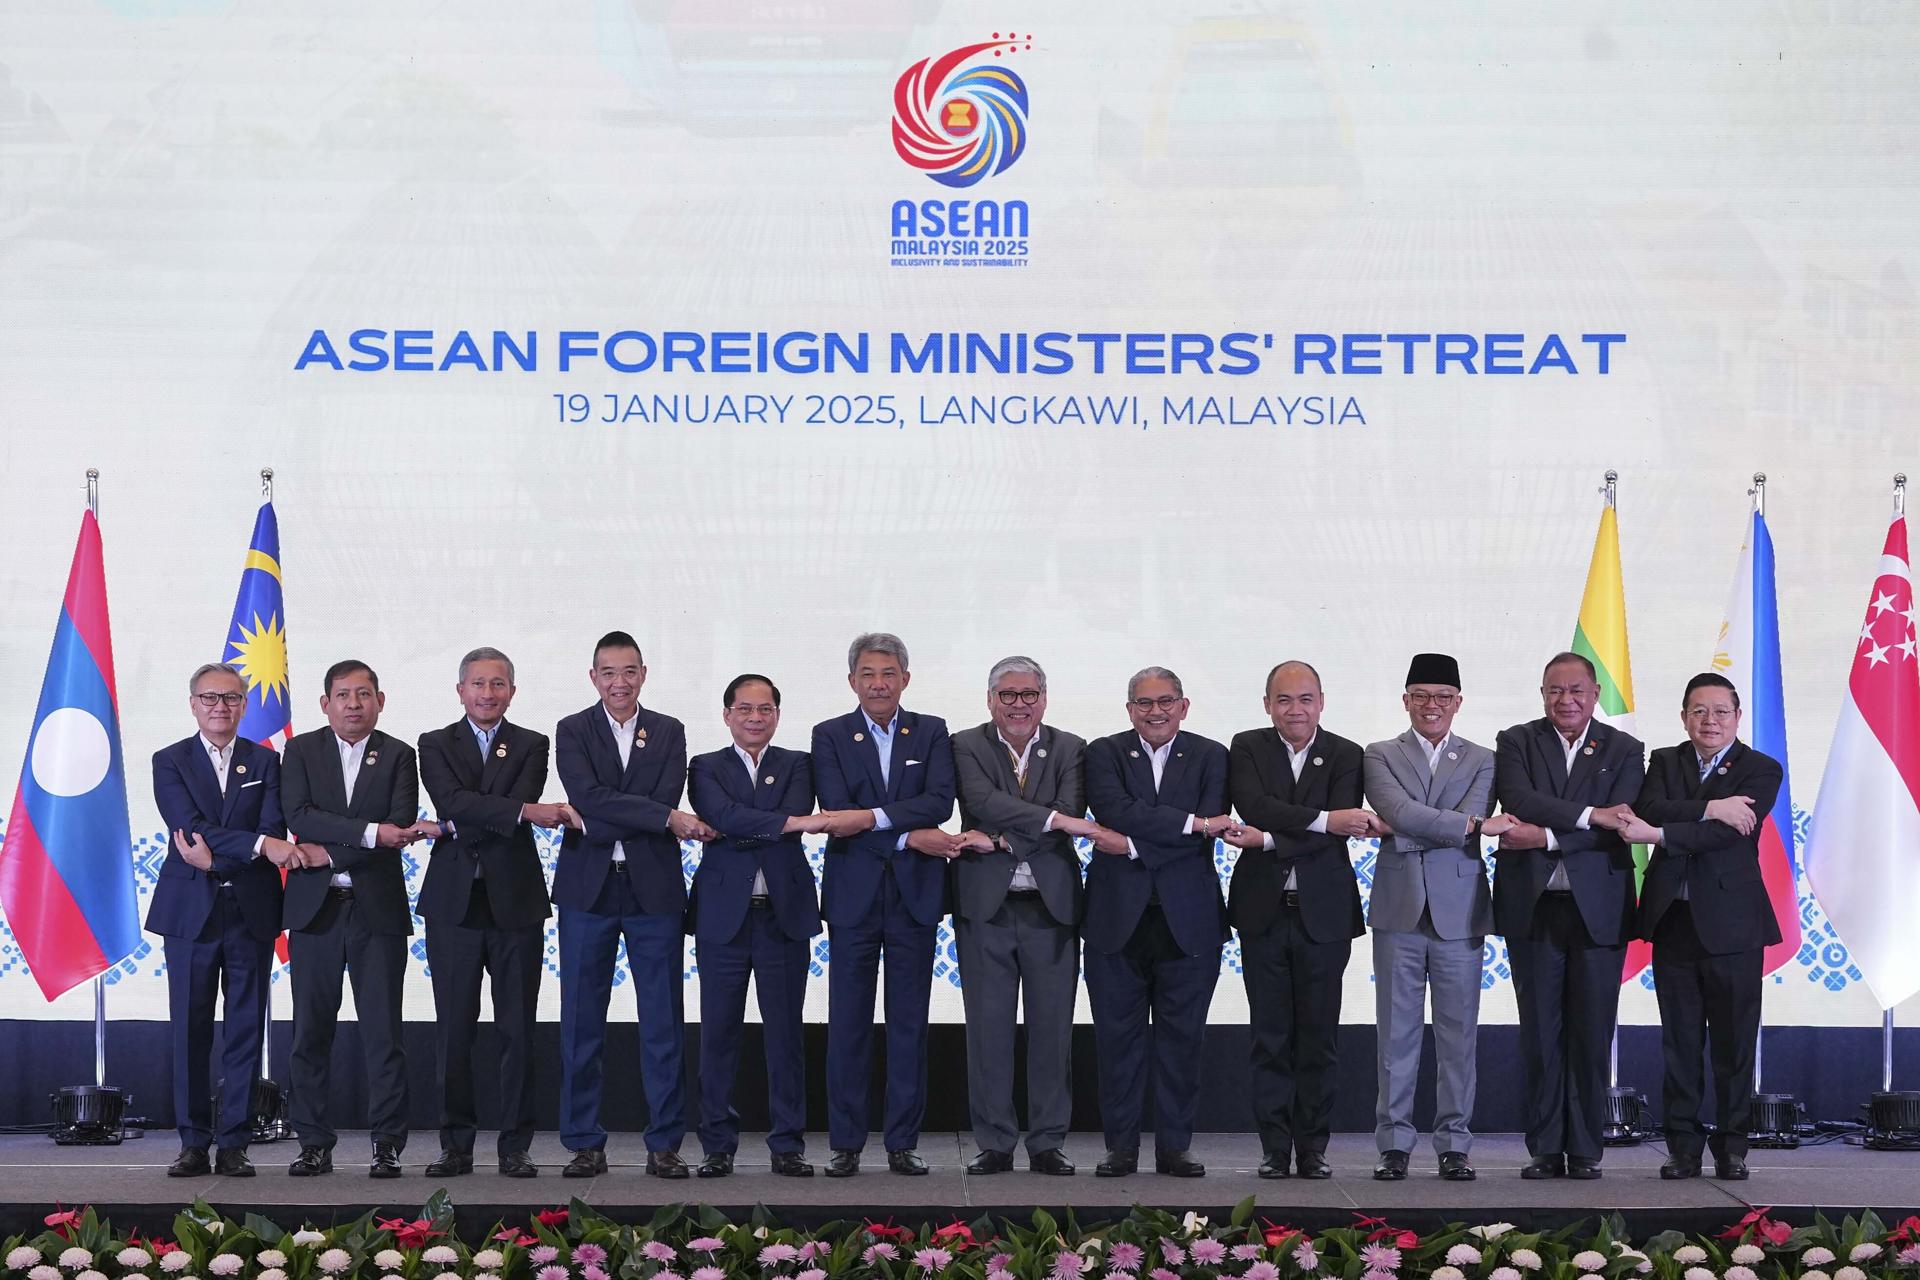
[0,0,1912,1026]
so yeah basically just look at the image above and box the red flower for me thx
[1718,1208,1791,1247]
[932,1223,976,1250]
[1351,1215,1416,1247]
[1260,1223,1302,1248]
[44,1209,82,1239]
[148,1242,181,1258]
[536,1209,570,1228]
[494,1229,539,1248]
[377,1217,445,1249]
[1891,1217,1920,1244]
[865,1222,914,1241]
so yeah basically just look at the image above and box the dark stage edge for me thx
[8,1132,1920,1239]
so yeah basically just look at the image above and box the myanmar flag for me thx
[1569,500,1649,984]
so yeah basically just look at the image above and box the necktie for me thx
[1005,743,1028,793]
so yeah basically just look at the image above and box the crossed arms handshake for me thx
[1494,796,1762,852]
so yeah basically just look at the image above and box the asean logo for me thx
[891,35,1032,188]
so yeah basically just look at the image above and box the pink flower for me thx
[575,1246,608,1267]
[1243,1265,1280,1280]
[658,1274,686,1280]
[693,1270,727,1280]
[1231,1247,1261,1263]
[799,1244,827,1263]
[1108,1245,1145,1272]
[1191,1241,1227,1266]
[645,1244,678,1263]
[689,1241,726,1254]
[1150,1270,1181,1280]
[1162,1243,1187,1268]
[1291,1243,1320,1274]
[584,1267,609,1280]
[1364,1271,1397,1280]
[532,1249,560,1266]
[798,1271,827,1280]
[1053,1252,1088,1280]
[1900,1247,1920,1267]
[1358,1246,1402,1272]
[863,1246,899,1266]
[914,1250,953,1272]
[537,1268,569,1280]
[991,1256,1016,1273]
[989,1273,1016,1280]
[760,1246,799,1267]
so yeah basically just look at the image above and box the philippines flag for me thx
[1804,511,1920,1009]
[0,510,141,1000]
[1713,509,1802,974]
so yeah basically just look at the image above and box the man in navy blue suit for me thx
[686,673,826,1179]
[149,662,302,1179]
[812,632,957,1177]
[553,631,716,1180]
[1082,665,1231,1178]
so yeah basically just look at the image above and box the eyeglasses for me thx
[1129,695,1183,712]
[1407,691,1457,706]
[994,689,1042,707]
[1685,707,1738,722]
[194,691,247,707]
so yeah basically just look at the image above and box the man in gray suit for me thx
[1362,653,1517,1182]
[952,655,1114,1176]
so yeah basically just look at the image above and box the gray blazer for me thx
[1362,729,1496,940]
[951,722,1086,928]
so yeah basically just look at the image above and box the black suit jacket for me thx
[1226,727,1366,944]
[686,744,822,945]
[416,718,553,930]
[950,722,1086,928]
[147,734,286,942]
[552,703,688,916]
[1492,717,1644,945]
[1083,729,1229,957]
[1634,739,1785,954]
[280,727,418,935]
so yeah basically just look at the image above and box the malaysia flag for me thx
[0,510,141,1000]
[1804,510,1920,1009]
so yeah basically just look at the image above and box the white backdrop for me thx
[0,0,1914,1027]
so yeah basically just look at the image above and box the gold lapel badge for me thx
[235,763,247,775]
[365,750,379,766]
[495,745,508,758]
[901,725,911,735]
[854,732,866,742]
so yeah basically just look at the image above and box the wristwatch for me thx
[1466,815,1483,840]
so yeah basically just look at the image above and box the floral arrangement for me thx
[6,1198,1920,1280]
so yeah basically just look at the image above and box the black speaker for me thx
[1602,1086,1651,1145]
[49,1084,127,1145]
[1749,1092,1805,1149]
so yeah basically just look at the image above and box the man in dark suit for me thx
[149,661,299,1179]
[1493,650,1645,1180]
[416,646,570,1179]
[1620,672,1783,1182]
[813,631,957,1177]
[952,655,1106,1177]
[553,630,714,1179]
[281,659,428,1179]
[1082,666,1229,1178]
[686,673,825,1179]
[1219,660,1369,1180]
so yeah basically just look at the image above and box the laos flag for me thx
[0,510,140,1000]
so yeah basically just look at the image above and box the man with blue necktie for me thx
[813,632,958,1177]
[686,673,826,1179]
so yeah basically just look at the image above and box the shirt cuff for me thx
[1308,811,1329,834]
[251,835,265,856]
[361,823,378,849]
[1126,836,1140,861]
[1041,811,1056,832]
[1545,828,1561,852]
[896,833,910,852]
[1576,806,1593,830]
[872,808,893,831]
[1181,814,1195,835]
[1262,832,1276,851]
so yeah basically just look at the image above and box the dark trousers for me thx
[1507,891,1624,1161]
[163,887,273,1151]
[1652,902,1763,1162]
[696,904,811,1156]
[1240,898,1351,1159]
[826,871,936,1152]
[288,890,409,1150]
[954,893,1079,1157]
[424,879,543,1158]
[557,866,687,1152]
[1083,904,1221,1155]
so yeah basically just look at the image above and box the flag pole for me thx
[86,469,109,1091]
[1883,471,1905,1097]
[1752,472,1767,1095]
[1604,468,1620,1092]
[258,468,274,1083]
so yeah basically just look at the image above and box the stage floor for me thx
[5,1132,1914,1236]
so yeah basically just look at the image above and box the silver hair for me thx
[848,632,910,674]
[460,645,516,684]
[1128,666,1184,699]
[189,661,246,694]
[988,654,1047,693]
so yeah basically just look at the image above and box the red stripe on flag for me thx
[0,795,112,1000]
[1621,937,1652,984]
[60,512,119,713]
[1757,818,1800,975]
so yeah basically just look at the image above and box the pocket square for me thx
[240,780,264,789]
[904,759,922,767]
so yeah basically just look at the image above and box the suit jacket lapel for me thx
[183,739,226,820]
[1566,724,1606,797]
[1535,721,1571,797]
[750,745,784,800]
[1158,732,1193,801]
[1124,735,1158,798]
[347,730,384,810]
[221,740,258,821]
[1428,733,1465,800]
[621,710,651,786]
[478,721,511,790]
[885,713,913,802]
[851,712,887,800]
[1020,725,1052,798]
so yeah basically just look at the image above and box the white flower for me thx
[380,1275,404,1280]
[1579,1275,1604,1280]
[76,1271,106,1280]
[1675,1248,1708,1266]
[1836,1268,1868,1280]
[291,1235,325,1250]
[206,1258,242,1278]
[422,1248,459,1266]
[1511,1250,1543,1271]
[1730,1247,1765,1267]
[373,1253,405,1271]
[1471,1226,1517,1242]
[1446,1247,1483,1267]
[259,1270,288,1280]
[159,1256,193,1275]
[9,1249,45,1269]
[58,1251,92,1271]
[124,1274,150,1280]
[1804,1251,1838,1268]
[1685,1268,1715,1280]
[1726,1267,1759,1280]
[316,1252,352,1275]
[257,1254,287,1270]
[1489,1268,1521,1280]
[1573,1253,1608,1272]
[1852,1247,1884,1264]
[118,1253,153,1270]
[473,1252,505,1270]
[1431,1269,1465,1280]
[29,1269,60,1280]
[1803,1272,1831,1280]
[478,1274,502,1280]
[433,1272,461,1280]
[1181,1214,1210,1235]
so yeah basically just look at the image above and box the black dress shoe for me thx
[1660,1157,1702,1180]
[1258,1151,1291,1180]
[1566,1155,1602,1180]
[214,1148,255,1178]
[167,1147,210,1178]
[824,1149,861,1178]
[1438,1151,1476,1181]
[697,1152,734,1178]
[1374,1150,1409,1181]
[1029,1148,1075,1176]
[1296,1152,1332,1179]
[1520,1154,1564,1180]
[887,1148,930,1175]
[771,1152,815,1177]
[369,1142,402,1179]
[967,1149,1014,1175]
[1713,1157,1750,1181]
[647,1149,690,1179]
[287,1146,333,1177]
[498,1152,539,1178]
[561,1148,607,1178]
[1155,1149,1205,1177]
[425,1151,473,1177]
[1094,1149,1138,1178]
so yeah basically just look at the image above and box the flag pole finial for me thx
[1602,469,1618,509]
[261,468,274,501]
[1750,472,1767,517]
[85,469,99,517]
[1897,473,1908,519]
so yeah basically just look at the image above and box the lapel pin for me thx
[495,745,508,758]
[235,763,247,775]
[1037,748,1047,758]
[1717,765,1729,775]
[1446,751,1457,761]
[1129,749,1140,759]
[1583,746,1594,756]
[365,750,379,766]
[1312,756,1324,767]
[636,740,647,750]
[854,732,865,743]
[637,727,647,740]
[764,775,776,785]
[901,725,911,735]
[1176,751,1184,759]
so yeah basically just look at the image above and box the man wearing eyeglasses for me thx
[1493,651,1645,1180]
[951,656,1111,1177]
[1217,661,1368,1180]
[1361,654,1516,1183]
[1082,667,1230,1178]
[150,662,306,1179]
[1617,673,1782,1182]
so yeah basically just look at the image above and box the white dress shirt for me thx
[199,734,266,859]
[1260,733,1330,890]
[864,712,911,851]
[335,733,378,887]
[1126,735,1196,859]
[1541,725,1596,889]
[733,742,771,896]
[1674,742,1734,900]
[606,708,638,863]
